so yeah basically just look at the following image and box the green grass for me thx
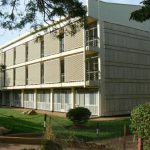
[0,108,131,141]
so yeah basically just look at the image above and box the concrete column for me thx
[10,91,13,106]
[50,89,54,111]
[97,89,101,116]
[21,90,24,107]
[71,88,75,109]
[34,89,37,109]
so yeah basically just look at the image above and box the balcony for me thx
[85,26,99,54]
[86,70,100,87]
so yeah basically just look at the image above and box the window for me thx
[4,52,6,66]
[41,36,44,57]
[61,60,64,82]
[25,66,28,85]
[41,63,44,84]
[59,34,64,52]
[13,69,16,86]
[25,43,28,61]
[24,90,34,101]
[14,48,16,65]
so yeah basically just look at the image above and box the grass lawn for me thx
[0,108,130,141]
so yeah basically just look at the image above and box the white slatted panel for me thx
[16,44,26,64]
[15,66,25,86]
[64,53,84,82]
[44,33,59,56]
[5,69,14,86]
[28,63,41,85]
[44,59,60,83]
[5,49,14,67]
[28,40,41,61]
[64,28,84,51]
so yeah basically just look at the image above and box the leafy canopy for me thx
[130,0,150,22]
[130,103,150,149]
[0,0,86,34]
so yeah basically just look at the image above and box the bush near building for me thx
[130,103,150,149]
[66,107,91,126]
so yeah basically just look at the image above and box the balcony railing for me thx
[86,71,100,81]
[86,38,98,47]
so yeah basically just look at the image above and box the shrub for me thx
[66,107,91,126]
[130,103,150,149]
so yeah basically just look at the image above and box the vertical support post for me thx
[21,89,24,108]
[71,88,75,109]
[97,20,101,116]
[50,89,54,112]
[83,26,86,88]
[10,91,13,106]
[44,113,47,129]
[123,125,127,150]
[34,89,37,109]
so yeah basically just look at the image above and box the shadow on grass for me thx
[51,117,130,141]
[0,115,43,134]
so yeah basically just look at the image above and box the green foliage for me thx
[66,107,91,126]
[0,0,86,35]
[130,0,150,22]
[130,103,150,149]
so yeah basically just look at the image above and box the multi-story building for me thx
[0,0,150,116]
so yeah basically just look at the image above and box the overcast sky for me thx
[0,0,142,46]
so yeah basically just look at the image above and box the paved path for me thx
[0,143,40,150]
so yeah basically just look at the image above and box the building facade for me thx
[0,0,150,116]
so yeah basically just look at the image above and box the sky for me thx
[0,0,142,46]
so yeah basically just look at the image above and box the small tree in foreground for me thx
[66,107,91,126]
[130,103,150,150]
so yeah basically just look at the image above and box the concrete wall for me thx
[102,21,150,116]
[87,0,150,32]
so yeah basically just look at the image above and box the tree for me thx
[0,0,86,34]
[130,0,150,22]
[130,103,150,149]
